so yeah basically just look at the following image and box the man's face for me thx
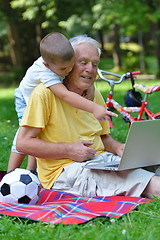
[67,43,100,92]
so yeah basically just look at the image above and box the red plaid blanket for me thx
[0,171,150,225]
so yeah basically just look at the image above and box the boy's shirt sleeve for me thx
[19,57,65,104]
[34,57,65,87]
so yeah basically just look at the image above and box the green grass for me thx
[0,81,160,239]
[0,88,28,170]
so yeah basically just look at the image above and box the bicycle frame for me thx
[97,69,160,127]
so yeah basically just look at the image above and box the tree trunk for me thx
[0,0,42,70]
[21,21,41,68]
[150,21,160,77]
[112,24,122,70]
[0,0,24,67]
[138,28,145,73]
[8,24,24,67]
[155,20,160,77]
[98,30,105,51]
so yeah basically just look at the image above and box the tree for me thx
[0,0,57,71]
[0,0,160,75]
[144,0,160,77]
[92,0,150,71]
[57,0,96,37]
[0,0,24,68]
[92,0,160,75]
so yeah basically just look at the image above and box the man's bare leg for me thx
[7,152,25,172]
[27,155,37,170]
[143,175,160,198]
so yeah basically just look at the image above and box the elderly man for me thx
[16,35,160,198]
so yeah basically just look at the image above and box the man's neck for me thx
[63,78,84,96]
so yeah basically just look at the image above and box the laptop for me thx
[83,120,160,171]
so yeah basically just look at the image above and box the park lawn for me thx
[0,79,160,239]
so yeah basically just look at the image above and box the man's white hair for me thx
[69,35,101,56]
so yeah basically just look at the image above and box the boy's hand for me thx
[92,105,118,121]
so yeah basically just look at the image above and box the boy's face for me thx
[44,57,74,76]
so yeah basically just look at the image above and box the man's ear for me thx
[43,61,49,68]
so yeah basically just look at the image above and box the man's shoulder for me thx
[94,87,105,105]
[95,87,101,95]
[32,83,52,98]
[94,87,103,99]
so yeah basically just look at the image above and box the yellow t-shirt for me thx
[21,83,110,189]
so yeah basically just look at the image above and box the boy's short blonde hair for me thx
[40,32,74,64]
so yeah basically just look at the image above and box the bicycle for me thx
[97,69,160,128]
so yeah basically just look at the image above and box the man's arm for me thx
[16,126,97,162]
[101,134,125,157]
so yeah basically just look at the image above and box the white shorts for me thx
[52,161,155,197]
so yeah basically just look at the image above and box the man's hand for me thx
[101,134,125,157]
[115,143,125,157]
[69,140,97,162]
[92,105,118,121]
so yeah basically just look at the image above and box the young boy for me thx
[7,32,117,173]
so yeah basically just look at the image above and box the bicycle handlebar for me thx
[97,69,141,85]
[131,71,141,75]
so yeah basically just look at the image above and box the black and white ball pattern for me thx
[0,168,41,204]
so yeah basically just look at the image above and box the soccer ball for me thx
[0,168,41,204]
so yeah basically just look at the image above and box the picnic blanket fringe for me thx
[0,171,150,225]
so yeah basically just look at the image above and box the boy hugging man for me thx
[8,32,117,173]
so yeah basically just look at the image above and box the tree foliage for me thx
[0,0,160,76]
